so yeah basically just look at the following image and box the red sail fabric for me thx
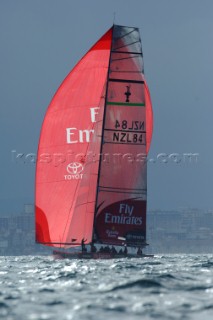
[35,29,112,247]
[93,26,149,247]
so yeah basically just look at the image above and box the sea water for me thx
[0,255,212,319]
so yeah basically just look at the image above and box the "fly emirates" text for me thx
[105,203,143,226]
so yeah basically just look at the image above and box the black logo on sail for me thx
[124,86,131,102]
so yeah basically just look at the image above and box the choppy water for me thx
[0,255,213,320]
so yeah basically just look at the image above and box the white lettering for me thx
[64,174,83,180]
[127,205,134,216]
[105,213,111,223]
[119,203,125,214]
[66,128,78,144]
[66,107,99,145]
[119,203,134,216]
[90,107,99,123]
[79,129,94,143]
[104,213,142,226]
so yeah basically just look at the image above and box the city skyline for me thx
[0,204,212,255]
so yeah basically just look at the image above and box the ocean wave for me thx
[110,278,162,291]
[0,255,213,320]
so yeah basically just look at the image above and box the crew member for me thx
[81,238,87,252]
[124,245,128,255]
[137,247,142,255]
[90,242,97,253]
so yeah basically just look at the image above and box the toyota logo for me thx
[66,162,84,174]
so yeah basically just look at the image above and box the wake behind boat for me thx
[35,24,153,259]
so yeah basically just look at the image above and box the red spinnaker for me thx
[36,29,112,247]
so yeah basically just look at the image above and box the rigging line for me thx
[75,200,95,208]
[80,86,106,239]
[113,40,140,51]
[82,87,107,236]
[93,26,114,238]
[61,88,105,244]
[61,172,81,244]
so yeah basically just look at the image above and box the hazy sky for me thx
[0,0,213,214]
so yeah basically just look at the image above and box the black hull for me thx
[53,250,154,260]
